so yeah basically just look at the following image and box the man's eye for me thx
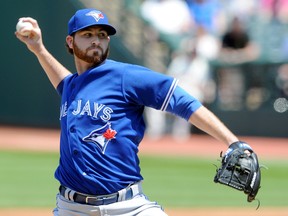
[98,32,108,38]
[84,33,92,37]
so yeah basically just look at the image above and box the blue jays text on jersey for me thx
[55,59,202,195]
[60,100,113,121]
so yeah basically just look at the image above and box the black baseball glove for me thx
[214,141,261,203]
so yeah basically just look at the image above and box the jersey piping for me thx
[160,78,178,111]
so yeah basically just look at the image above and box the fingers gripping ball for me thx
[16,19,33,36]
[214,141,261,203]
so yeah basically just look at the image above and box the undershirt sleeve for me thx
[166,86,203,121]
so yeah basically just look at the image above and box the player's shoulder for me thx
[105,59,155,76]
[104,59,175,86]
[105,59,146,70]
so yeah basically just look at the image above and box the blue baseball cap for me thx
[68,8,116,35]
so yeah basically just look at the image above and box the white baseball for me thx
[16,19,33,36]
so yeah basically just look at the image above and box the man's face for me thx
[69,26,110,66]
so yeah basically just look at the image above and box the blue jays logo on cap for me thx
[68,8,117,36]
[83,122,117,154]
[86,10,104,22]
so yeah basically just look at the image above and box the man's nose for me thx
[91,37,100,45]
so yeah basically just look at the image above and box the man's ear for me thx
[66,35,73,48]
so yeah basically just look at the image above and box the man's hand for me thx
[15,17,44,54]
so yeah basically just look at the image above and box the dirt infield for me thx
[0,126,287,159]
[0,125,287,216]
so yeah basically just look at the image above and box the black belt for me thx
[59,183,139,206]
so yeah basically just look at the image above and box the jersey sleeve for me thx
[122,65,178,111]
[166,86,203,121]
[56,79,64,95]
[56,74,74,96]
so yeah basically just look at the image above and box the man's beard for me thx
[73,42,109,67]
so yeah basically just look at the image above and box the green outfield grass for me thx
[0,151,287,208]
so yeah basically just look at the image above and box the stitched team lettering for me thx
[59,100,113,121]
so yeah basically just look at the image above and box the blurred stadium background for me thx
[1,0,288,137]
[0,1,287,214]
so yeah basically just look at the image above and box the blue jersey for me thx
[55,59,202,195]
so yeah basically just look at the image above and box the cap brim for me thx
[97,24,116,35]
[69,24,116,36]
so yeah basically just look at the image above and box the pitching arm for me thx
[15,17,71,89]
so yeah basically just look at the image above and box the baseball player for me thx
[15,8,247,216]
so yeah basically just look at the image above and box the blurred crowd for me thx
[140,0,288,138]
[140,0,288,37]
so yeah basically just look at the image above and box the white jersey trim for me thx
[160,78,178,111]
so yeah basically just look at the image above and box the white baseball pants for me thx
[53,193,168,216]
